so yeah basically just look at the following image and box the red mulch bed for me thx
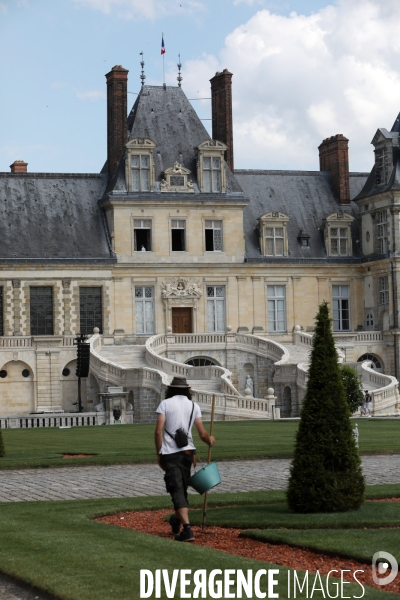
[96,501,400,595]
[63,454,95,459]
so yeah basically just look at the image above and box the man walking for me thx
[155,376,215,542]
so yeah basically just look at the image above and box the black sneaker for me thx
[175,526,195,542]
[169,515,181,535]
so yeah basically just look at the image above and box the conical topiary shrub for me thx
[0,430,5,457]
[287,301,364,513]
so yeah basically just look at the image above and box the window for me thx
[377,211,389,254]
[324,213,354,257]
[0,287,3,336]
[205,220,222,251]
[206,286,225,332]
[185,357,218,367]
[125,138,156,192]
[134,219,152,252]
[365,311,374,330]
[197,140,227,193]
[357,354,382,372]
[259,213,289,257]
[135,286,155,335]
[268,286,286,332]
[30,287,53,335]
[131,155,150,191]
[375,148,388,186]
[203,157,221,192]
[80,287,102,335]
[332,285,350,331]
[330,227,349,256]
[171,220,186,252]
[379,277,389,305]
[265,227,284,256]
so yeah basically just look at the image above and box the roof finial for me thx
[140,52,146,87]
[177,54,182,88]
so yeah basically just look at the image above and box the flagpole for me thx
[162,32,165,85]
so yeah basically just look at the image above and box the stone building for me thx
[0,65,399,425]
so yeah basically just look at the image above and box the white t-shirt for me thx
[156,395,202,455]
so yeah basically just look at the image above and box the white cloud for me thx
[180,0,400,171]
[73,0,206,20]
[75,90,106,101]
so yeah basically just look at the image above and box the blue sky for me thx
[1,0,400,173]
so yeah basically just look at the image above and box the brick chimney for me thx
[210,69,234,172]
[10,160,28,173]
[318,134,350,205]
[106,65,128,179]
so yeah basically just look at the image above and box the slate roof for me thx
[355,112,400,201]
[235,170,368,261]
[0,173,115,263]
[106,85,243,196]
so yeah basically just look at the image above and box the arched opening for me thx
[184,356,220,367]
[357,354,383,373]
[382,310,390,331]
[128,390,134,411]
[61,359,87,412]
[0,360,34,414]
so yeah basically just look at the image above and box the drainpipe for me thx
[391,261,398,380]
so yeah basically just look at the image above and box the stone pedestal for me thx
[98,386,130,425]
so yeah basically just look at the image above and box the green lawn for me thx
[0,417,399,469]
[0,489,399,599]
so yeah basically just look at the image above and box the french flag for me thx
[161,36,166,55]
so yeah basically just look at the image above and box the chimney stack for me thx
[318,134,350,205]
[106,65,128,179]
[10,160,28,173]
[210,69,234,172]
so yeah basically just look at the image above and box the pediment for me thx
[259,212,289,221]
[126,138,156,149]
[197,140,227,151]
[163,162,192,176]
[325,212,354,223]
[371,129,391,146]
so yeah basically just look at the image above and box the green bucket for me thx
[187,462,221,495]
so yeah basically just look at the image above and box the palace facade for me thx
[0,65,399,424]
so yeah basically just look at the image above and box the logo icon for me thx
[372,551,398,586]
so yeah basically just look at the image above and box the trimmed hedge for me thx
[287,301,365,513]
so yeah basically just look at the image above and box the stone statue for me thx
[246,375,254,397]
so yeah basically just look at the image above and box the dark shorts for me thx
[161,451,194,510]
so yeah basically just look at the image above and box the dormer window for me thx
[131,155,150,191]
[125,138,156,192]
[258,213,289,257]
[197,140,227,193]
[375,148,388,186]
[298,230,310,247]
[203,157,221,192]
[324,212,354,257]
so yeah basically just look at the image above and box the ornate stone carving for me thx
[160,162,194,193]
[12,280,21,288]
[161,278,202,298]
[62,278,71,289]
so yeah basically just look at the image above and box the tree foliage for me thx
[341,365,364,414]
[0,430,5,458]
[287,301,365,513]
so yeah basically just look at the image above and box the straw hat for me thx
[169,376,190,388]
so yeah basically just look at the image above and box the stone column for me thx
[62,279,72,335]
[12,280,22,336]
[251,276,264,334]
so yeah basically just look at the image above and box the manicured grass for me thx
[189,500,400,529]
[242,528,400,564]
[0,491,397,600]
[0,417,399,469]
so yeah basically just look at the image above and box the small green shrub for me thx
[341,365,364,413]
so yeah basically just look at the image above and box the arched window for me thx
[185,357,219,367]
[357,354,382,373]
